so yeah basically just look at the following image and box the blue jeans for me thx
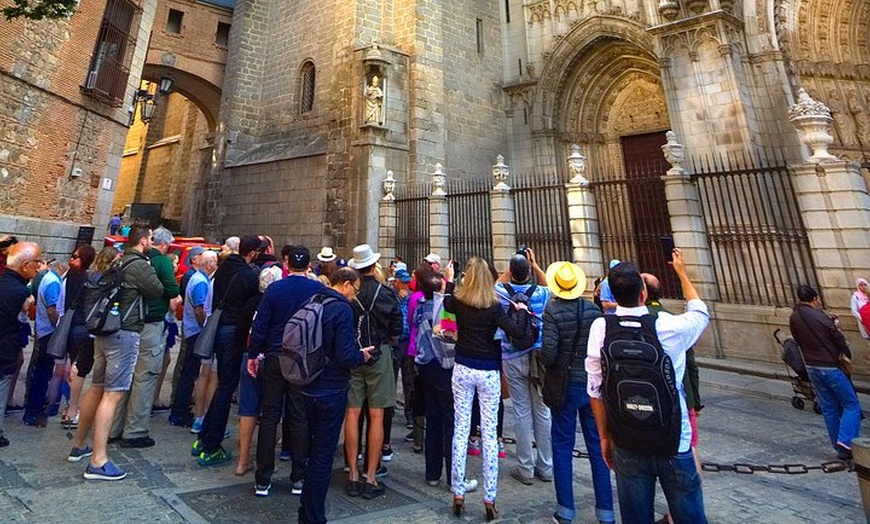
[298,390,348,524]
[200,326,241,454]
[807,366,862,448]
[551,381,614,523]
[170,333,201,421]
[24,335,54,420]
[613,447,707,524]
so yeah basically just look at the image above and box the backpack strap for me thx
[503,283,515,297]
[217,271,243,309]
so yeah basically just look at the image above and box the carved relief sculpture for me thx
[364,75,384,126]
[828,90,857,146]
[382,170,396,202]
[847,90,870,146]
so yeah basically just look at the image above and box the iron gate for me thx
[394,181,430,267]
[512,170,574,269]
[447,177,493,265]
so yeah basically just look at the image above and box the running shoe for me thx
[67,445,93,463]
[254,483,271,497]
[83,460,127,481]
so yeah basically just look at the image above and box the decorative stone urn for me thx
[788,88,838,163]
[567,144,589,186]
[658,0,680,21]
[382,170,396,202]
[431,163,447,197]
[661,130,686,172]
[492,154,510,192]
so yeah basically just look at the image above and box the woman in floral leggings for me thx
[444,257,529,521]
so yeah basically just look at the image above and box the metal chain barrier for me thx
[570,448,854,474]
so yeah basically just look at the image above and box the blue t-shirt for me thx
[35,270,62,338]
[495,281,551,358]
[183,270,212,338]
[599,278,616,315]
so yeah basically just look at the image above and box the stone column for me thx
[564,145,603,291]
[490,155,516,272]
[378,170,397,262]
[789,90,870,350]
[429,163,450,257]
[660,131,719,300]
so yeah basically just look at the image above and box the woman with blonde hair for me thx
[444,257,530,520]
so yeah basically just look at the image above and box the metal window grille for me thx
[300,62,315,114]
[447,177,493,265]
[692,151,817,306]
[83,0,141,105]
[395,180,430,267]
[513,170,574,270]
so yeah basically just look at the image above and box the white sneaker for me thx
[291,480,304,496]
[254,483,271,497]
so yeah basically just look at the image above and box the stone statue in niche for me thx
[847,90,870,146]
[828,90,856,146]
[364,75,384,126]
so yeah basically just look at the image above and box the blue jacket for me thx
[248,275,324,357]
[304,287,366,396]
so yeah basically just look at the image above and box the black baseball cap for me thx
[289,245,311,270]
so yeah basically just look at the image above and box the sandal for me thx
[485,501,498,522]
[452,496,464,517]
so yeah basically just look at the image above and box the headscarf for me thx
[855,278,869,306]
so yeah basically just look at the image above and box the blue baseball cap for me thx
[394,268,411,283]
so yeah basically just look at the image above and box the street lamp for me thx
[128,74,175,126]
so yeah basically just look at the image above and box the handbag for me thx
[193,271,239,359]
[46,312,74,359]
[542,300,585,411]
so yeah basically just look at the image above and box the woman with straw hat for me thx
[539,261,615,524]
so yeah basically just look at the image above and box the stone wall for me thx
[0,214,95,259]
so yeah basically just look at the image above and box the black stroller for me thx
[774,329,822,414]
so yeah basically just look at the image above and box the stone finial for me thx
[567,144,589,186]
[657,0,680,21]
[788,88,838,163]
[363,40,389,66]
[661,130,685,170]
[382,170,396,202]
[432,163,447,197]
[492,154,511,192]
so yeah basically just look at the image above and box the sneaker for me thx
[510,467,534,486]
[361,465,387,480]
[836,443,853,460]
[279,450,292,462]
[405,422,414,430]
[197,447,232,467]
[254,483,271,497]
[426,479,440,487]
[121,436,156,448]
[5,404,24,415]
[67,445,94,462]
[403,431,415,443]
[83,460,127,481]
[191,439,203,457]
[552,513,571,524]
[0,436,9,447]
[291,480,304,495]
[169,414,194,428]
[467,439,481,456]
[535,469,553,482]
[22,415,47,428]
[151,404,171,415]
[224,428,231,440]
[346,479,362,497]
[498,440,506,459]
[381,445,393,462]
[190,418,203,434]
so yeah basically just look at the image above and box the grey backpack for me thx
[279,293,337,387]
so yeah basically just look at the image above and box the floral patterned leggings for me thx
[451,363,501,503]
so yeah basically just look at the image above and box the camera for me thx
[365,346,383,366]
[516,244,528,257]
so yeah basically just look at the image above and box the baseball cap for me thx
[289,245,311,270]
[188,246,205,259]
[394,268,411,283]
[424,253,441,265]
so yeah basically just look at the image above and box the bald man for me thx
[0,242,41,447]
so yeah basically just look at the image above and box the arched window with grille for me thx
[299,61,315,114]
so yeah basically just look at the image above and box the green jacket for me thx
[144,248,180,322]
[117,250,164,332]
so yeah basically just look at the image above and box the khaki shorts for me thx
[347,346,396,409]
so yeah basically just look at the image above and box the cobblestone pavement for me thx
[0,355,866,523]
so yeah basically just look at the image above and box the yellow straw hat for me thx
[545,261,587,300]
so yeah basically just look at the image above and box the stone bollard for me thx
[853,438,870,523]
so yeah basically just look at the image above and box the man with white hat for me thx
[539,262,613,524]
[423,253,442,273]
[344,244,403,500]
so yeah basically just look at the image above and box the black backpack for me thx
[279,293,337,387]
[354,283,383,349]
[601,314,681,456]
[81,258,141,336]
[503,283,539,351]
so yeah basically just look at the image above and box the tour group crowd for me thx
[0,227,862,524]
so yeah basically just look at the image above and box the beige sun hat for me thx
[545,261,587,300]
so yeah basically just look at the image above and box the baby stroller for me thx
[773,329,821,414]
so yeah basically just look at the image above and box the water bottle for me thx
[110,302,120,316]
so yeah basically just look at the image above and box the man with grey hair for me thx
[0,242,39,446]
[111,226,180,448]
[24,257,67,427]
[223,236,240,254]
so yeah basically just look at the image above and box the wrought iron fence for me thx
[394,181,430,267]
[692,151,817,306]
[513,171,574,269]
[447,177,493,265]
[590,163,682,298]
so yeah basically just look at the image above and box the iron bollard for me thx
[853,438,870,523]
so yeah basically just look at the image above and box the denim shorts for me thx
[91,330,140,392]
[238,355,262,417]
